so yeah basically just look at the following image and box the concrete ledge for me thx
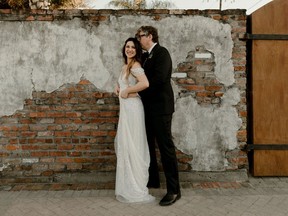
[53,170,248,184]
[179,170,249,183]
[54,172,116,184]
[0,170,248,191]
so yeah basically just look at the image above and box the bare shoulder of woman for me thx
[131,61,141,69]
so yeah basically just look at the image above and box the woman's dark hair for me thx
[122,37,142,64]
[122,37,142,77]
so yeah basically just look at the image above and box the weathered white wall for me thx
[0,15,241,171]
[173,89,242,171]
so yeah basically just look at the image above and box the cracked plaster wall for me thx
[0,15,242,171]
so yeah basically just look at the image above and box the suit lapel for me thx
[143,44,159,67]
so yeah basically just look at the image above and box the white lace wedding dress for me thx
[115,67,155,203]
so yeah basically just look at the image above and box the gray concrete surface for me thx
[1,176,288,216]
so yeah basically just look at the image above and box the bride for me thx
[114,37,155,203]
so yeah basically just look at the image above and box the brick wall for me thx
[0,9,247,186]
[0,79,118,184]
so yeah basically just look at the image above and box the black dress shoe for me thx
[159,192,181,206]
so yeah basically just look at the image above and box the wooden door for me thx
[251,0,288,176]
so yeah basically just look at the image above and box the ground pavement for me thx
[1,176,288,216]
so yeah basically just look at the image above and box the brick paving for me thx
[1,176,288,216]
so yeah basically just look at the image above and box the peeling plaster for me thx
[0,16,233,116]
[172,90,242,171]
[0,15,242,171]
[0,20,110,116]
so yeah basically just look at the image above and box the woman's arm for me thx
[120,73,149,98]
[120,67,149,98]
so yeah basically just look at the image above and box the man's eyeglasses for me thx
[136,34,147,40]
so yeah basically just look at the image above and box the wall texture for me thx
[0,9,248,187]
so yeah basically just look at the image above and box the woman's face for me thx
[125,41,137,59]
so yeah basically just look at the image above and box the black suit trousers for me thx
[145,113,180,194]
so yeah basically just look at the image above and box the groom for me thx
[136,26,181,206]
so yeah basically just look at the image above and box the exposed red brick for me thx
[239,111,247,117]
[183,85,205,91]
[58,144,74,150]
[75,144,91,151]
[91,131,108,136]
[36,15,54,21]
[31,152,49,157]
[21,145,39,150]
[65,112,82,118]
[73,131,91,136]
[42,170,54,176]
[78,80,93,85]
[56,158,74,163]
[46,112,65,118]
[6,144,20,151]
[215,92,224,97]
[0,9,11,14]
[205,86,223,91]
[29,112,46,118]
[55,131,72,137]
[49,151,67,157]
[26,16,35,21]
[68,152,82,157]
[21,131,37,137]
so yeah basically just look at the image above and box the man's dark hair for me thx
[137,26,159,43]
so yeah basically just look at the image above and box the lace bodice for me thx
[118,67,145,90]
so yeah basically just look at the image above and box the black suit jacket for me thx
[139,43,175,115]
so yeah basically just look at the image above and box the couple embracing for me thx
[114,26,181,206]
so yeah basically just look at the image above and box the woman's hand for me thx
[120,89,129,98]
[114,85,120,96]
